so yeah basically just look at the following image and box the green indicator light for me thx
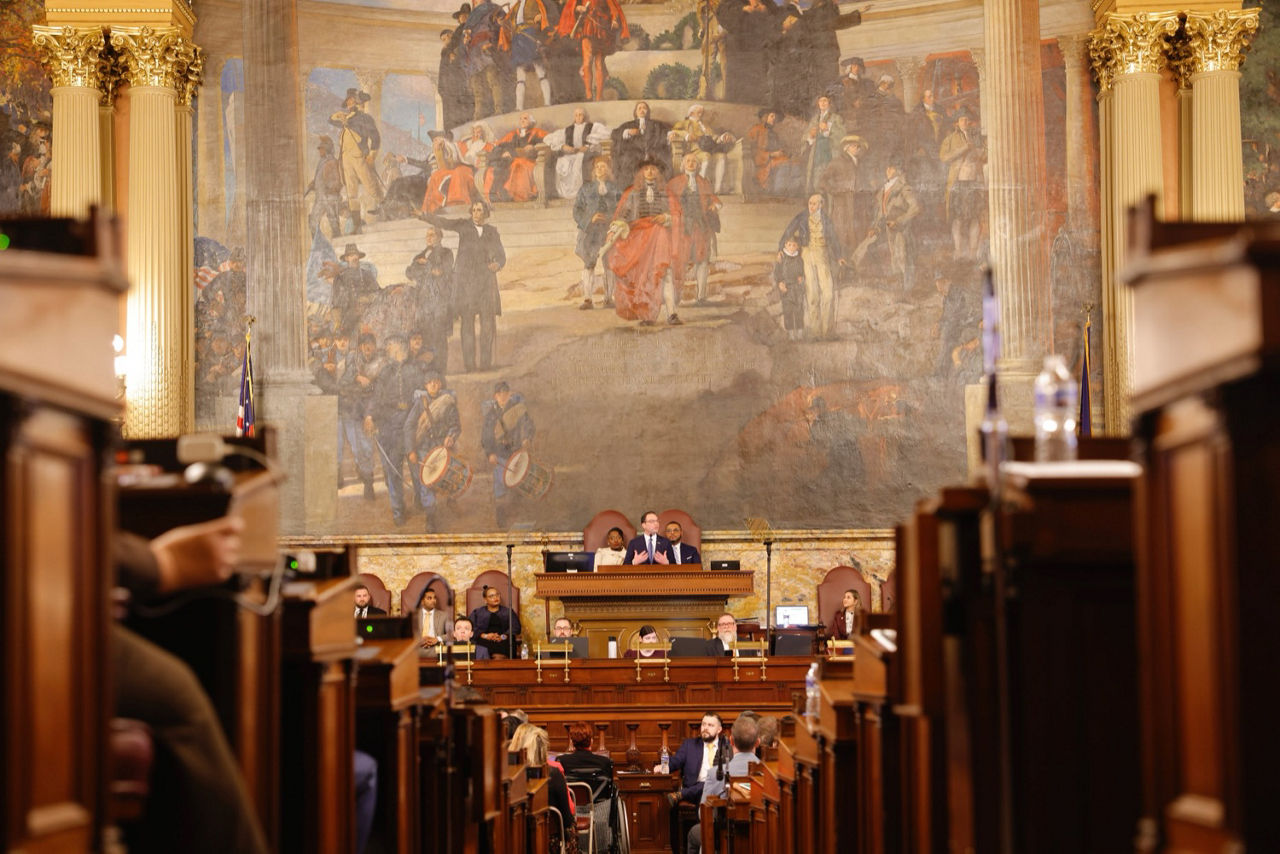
[0,233,10,251]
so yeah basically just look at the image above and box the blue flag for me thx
[1079,316,1091,438]
[236,327,255,437]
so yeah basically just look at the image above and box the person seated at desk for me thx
[552,616,575,638]
[686,715,760,854]
[450,615,491,659]
[830,588,861,643]
[415,588,453,655]
[469,584,521,659]
[706,613,758,657]
[510,724,578,853]
[623,510,675,565]
[594,526,627,567]
[666,521,701,565]
[655,711,724,805]
[623,624,661,659]
[354,583,386,617]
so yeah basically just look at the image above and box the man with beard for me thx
[745,108,800,197]
[405,226,455,375]
[657,712,725,805]
[424,202,506,372]
[611,102,673,187]
[571,156,621,309]
[668,151,722,306]
[365,336,416,527]
[405,371,461,532]
[706,613,741,656]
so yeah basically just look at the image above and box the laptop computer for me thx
[544,551,596,573]
[670,636,711,657]
[709,560,741,571]
[537,637,589,659]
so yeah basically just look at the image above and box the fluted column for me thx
[897,57,926,111]
[176,48,203,432]
[1184,8,1259,222]
[111,26,198,437]
[983,0,1053,379]
[32,26,108,217]
[98,73,118,212]
[1089,12,1178,434]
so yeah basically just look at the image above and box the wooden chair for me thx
[465,569,523,617]
[583,509,635,552]
[659,508,701,552]
[878,573,896,613]
[356,572,392,613]
[400,571,455,614]
[815,566,873,637]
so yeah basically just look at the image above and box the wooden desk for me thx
[355,638,423,854]
[281,577,359,854]
[437,658,809,760]
[533,569,755,658]
[616,772,679,854]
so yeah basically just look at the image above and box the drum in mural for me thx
[502,449,553,499]
[420,446,473,498]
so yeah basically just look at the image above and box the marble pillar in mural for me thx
[242,0,335,531]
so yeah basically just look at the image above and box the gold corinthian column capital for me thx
[1182,8,1259,76]
[109,26,192,90]
[174,41,205,107]
[1088,11,1180,93]
[31,25,108,90]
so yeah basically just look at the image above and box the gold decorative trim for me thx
[1183,8,1259,76]
[109,26,191,90]
[175,41,204,106]
[31,25,108,90]
[1089,11,1179,92]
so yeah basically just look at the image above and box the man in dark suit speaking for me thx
[655,711,725,804]
[623,509,676,565]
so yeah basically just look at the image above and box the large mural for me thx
[1242,0,1280,217]
[0,0,52,217]
[191,0,1104,535]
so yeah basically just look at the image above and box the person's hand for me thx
[657,213,671,226]
[631,551,648,565]
[420,636,440,648]
[592,213,607,223]
[408,451,418,464]
[779,282,788,293]
[624,128,638,139]
[653,551,670,565]
[357,375,371,387]
[488,453,498,465]
[150,516,245,593]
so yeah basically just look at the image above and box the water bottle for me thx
[1033,354,1079,462]
[660,744,670,774]
[804,662,820,719]
[607,636,618,659]
[520,641,529,660]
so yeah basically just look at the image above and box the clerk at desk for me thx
[623,510,676,565]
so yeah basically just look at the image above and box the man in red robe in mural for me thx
[608,159,682,326]
[556,0,628,101]
[421,130,481,212]
[491,112,548,202]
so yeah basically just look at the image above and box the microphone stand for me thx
[506,542,516,659]
[764,539,773,653]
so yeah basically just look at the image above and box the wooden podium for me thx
[534,568,755,658]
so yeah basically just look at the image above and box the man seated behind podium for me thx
[594,526,627,567]
[656,711,724,804]
[666,521,701,565]
[706,613,757,657]
[354,584,386,617]
[686,715,760,854]
[451,615,491,659]
[416,588,453,654]
[623,510,676,565]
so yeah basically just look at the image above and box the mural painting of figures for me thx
[405,371,462,532]
[173,0,1109,536]
[329,88,383,233]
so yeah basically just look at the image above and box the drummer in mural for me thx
[405,370,463,533]
[482,380,536,529]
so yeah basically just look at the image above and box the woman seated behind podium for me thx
[593,527,627,568]
[510,724,579,852]
[623,624,660,659]
[831,589,862,642]
[470,585,521,659]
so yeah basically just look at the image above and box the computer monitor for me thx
[775,605,810,627]
[709,560,740,571]
[670,636,711,657]
[544,551,596,573]
[538,637,588,659]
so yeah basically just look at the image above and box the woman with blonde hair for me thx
[509,724,578,852]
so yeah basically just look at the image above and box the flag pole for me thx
[1079,303,1093,438]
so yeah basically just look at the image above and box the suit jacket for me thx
[422,212,506,318]
[668,736,719,802]
[623,534,675,565]
[354,605,387,618]
[413,608,454,646]
[558,748,615,782]
[670,542,701,566]
[707,637,761,657]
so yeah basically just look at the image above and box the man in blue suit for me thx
[623,510,676,565]
[666,521,701,566]
[657,712,725,804]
